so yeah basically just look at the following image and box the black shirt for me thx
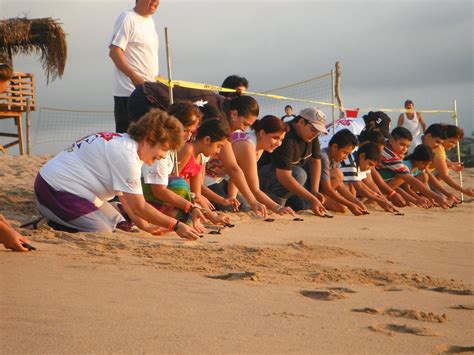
[143,81,227,114]
[259,122,321,170]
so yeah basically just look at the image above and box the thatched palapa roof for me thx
[0,17,67,83]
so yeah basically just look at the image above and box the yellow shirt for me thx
[427,145,446,174]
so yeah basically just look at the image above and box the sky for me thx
[1,0,473,153]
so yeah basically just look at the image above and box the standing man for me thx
[109,0,160,133]
[397,99,427,153]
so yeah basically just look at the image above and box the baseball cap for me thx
[362,111,391,138]
[298,107,328,134]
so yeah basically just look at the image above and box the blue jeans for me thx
[258,163,312,211]
[207,180,251,212]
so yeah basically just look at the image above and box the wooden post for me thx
[165,27,179,175]
[26,98,32,155]
[331,69,335,132]
[453,99,464,202]
[335,61,344,118]
[165,27,173,105]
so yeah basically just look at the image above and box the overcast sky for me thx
[1,0,472,153]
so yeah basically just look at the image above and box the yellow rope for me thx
[156,77,454,114]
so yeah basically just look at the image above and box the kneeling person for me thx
[319,129,368,215]
[34,109,201,240]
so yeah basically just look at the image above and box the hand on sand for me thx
[415,196,432,209]
[273,205,296,216]
[389,192,406,207]
[223,197,240,212]
[0,223,30,252]
[434,195,451,209]
[462,187,474,197]
[250,201,268,219]
[446,193,461,205]
[175,222,201,241]
[379,198,397,213]
[206,211,232,226]
[311,199,327,217]
[348,203,366,216]
[355,200,368,213]
[194,195,215,211]
[190,208,208,233]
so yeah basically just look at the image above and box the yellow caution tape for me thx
[156,77,454,115]
[156,77,335,107]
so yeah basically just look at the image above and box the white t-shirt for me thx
[319,116,365,148]
[142,151,175,186]
[40,133,143,207]
[110,10,159,97]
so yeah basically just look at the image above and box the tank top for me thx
[179,144,203,180]
[402,111,423,153]
[204,130,258,186]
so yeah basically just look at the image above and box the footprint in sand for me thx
[369,323,438,337]
[436,344,474,354]
[300,287,356,301]
[451,304,474,310]
[429,287,473,296]
[353,307,447,323]
[206,271,258,281]
[383,286,404,292]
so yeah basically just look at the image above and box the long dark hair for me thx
[195,118,230,142]
[404,144,434,162]
[222,95,259,122]
[442,124,464,140]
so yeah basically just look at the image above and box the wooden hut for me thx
[0,17,67,154]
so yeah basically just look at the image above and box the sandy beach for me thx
[1,155,473,354]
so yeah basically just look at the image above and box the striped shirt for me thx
[377,142,410,175]
[341,153,370,182]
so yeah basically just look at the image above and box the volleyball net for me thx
[31,72,459,155]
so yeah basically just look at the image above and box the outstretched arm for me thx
[219,141,267,216]
[233,141,292,214]
[433,152,474,196]
[0,215,29,252]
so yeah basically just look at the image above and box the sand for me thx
[0,155,473,354]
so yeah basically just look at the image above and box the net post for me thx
[335,61,344,119]
[165,27,179,175]
[331,69,336,132]
[453,99,464,202]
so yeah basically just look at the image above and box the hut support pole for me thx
[26,98,31,155]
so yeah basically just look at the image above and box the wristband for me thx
[172,220,180,232]
[184,203,193,214]
[190,205,200,212]
[168,219,177,231]
[388,190,396,198]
